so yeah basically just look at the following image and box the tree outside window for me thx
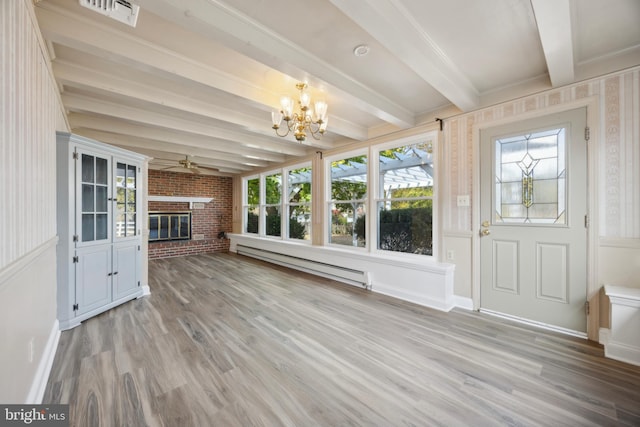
[329,155,367,247]
[287,166,312,240]
[371,141,434,255]
[245,177,259,234]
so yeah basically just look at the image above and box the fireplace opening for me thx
[149,212,191,242]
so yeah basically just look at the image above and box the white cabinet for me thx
[56,132,147,330]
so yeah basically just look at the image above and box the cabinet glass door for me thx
[79,152,110,244]
[115,162,138,238]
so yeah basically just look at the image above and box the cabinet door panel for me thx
[77,148,111,246]
[76,246,111,315]
[113,243,139,299]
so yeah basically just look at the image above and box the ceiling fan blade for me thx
[190,167,202,174]
[198,166,219,172]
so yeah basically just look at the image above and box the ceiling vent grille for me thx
[79,0,140,27]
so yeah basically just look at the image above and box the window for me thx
[115,162,137,238]
[242,163,312,240]
[286,165,312,240]
[494,128,566,224]
[376,139,434,256]
[244,176,259,234]
[265,172,282,237]
[329,153,367,248]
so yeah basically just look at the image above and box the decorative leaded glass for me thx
[495,128,566,224]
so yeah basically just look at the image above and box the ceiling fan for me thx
[159,156,218,174]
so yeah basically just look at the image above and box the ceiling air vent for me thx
[79,0,140,28]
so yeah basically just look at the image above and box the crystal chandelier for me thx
[271,83,328,142]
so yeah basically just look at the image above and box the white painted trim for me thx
[599,237,640,249]
[374,283,455,312]
[605,341,640,367]
[480,308,588,339]
[139,285,151,297]
[443,230,474,238]
[454,296,473,310]
[59,290,144,331]
[0,237,58,289]
[599,327,611,346]
[148,195,213,209]
[26,320,60,404]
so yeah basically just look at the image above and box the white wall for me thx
[0,0,68,403]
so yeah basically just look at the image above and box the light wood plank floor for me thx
[44,253,640,426]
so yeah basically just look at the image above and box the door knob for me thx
[481,229,491,236]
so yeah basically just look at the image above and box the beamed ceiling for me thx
[34,0,640,176]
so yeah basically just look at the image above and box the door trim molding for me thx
[471,96,600,341]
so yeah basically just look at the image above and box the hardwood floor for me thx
[44,253,640,426]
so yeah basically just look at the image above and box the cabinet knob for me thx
[113,271,118,275]
[107,272,112,276]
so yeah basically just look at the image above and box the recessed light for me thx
[353,44,370,57]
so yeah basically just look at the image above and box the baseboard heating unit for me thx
[236,244,371,289]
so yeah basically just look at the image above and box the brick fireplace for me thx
[148,169,232,259]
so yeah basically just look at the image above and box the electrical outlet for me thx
[447,250,455,261]
[457,195,470,207]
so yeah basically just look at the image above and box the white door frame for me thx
[470,97,601,341]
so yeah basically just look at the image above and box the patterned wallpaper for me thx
[444,68,640,239]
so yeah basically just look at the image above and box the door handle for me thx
[481,229,490,236]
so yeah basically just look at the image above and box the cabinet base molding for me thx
[59,290,144,331]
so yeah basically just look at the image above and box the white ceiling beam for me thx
[67,113,288,165]
[135,0,415,130]
[531,0,575,87]
[329,0,479,112]
[53,61,279,138]
[62,93,315,156]
[53,60,366,143]
[36,3,371,141]
[74,129,258,172]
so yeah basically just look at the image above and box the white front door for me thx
[480,108,588,334]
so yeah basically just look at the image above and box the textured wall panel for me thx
[0,0,66,269]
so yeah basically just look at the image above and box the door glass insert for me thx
[80,153,109,242]
[495,128,566,224]
[115,162,137,238]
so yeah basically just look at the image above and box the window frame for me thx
[284,162,313,242]
[325,149,369,251]
[242,162,313,242]
[371,133,438,258]
[243,174,260,235]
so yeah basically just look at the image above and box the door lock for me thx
[482,220,490,227]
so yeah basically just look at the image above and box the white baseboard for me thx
[599,327,610,346]
[140,285,151,297]
[454,296,473,310]
[480,308,587,339]
[605,341,640,366]
[26,320,60,404]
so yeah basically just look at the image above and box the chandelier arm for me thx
[273,125,291,138]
